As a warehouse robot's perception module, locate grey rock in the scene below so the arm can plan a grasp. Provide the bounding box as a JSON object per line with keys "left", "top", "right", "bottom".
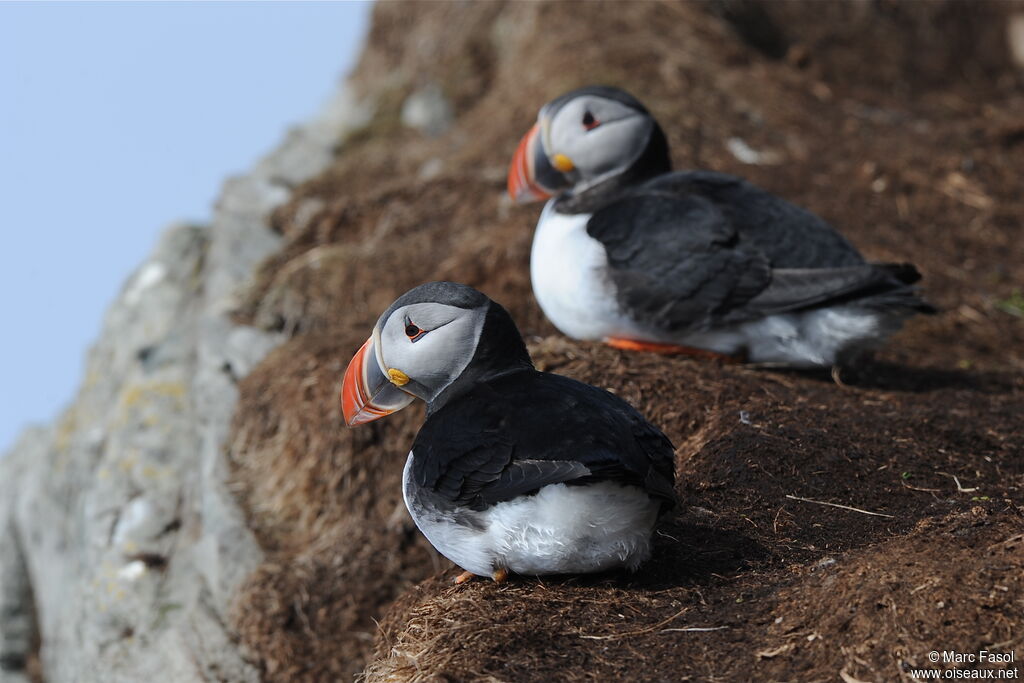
{"left": 256, "top": 86, "right": 372, "bottom": 187}
{"left": 401, "top": 83, "right": 454, "bottom": 136}
{"left": 0, "top": 83, "right": 370, "bottom": 681}
{"left": 1009, "top": 14, "right": 1024, "bottom": 70}
{"left": 418, "top": 157, "right": 444, "bottom": 181}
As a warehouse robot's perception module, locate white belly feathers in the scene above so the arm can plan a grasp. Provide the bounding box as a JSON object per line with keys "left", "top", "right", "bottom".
{"left": 402, "top": 452, "right": 660, "bottom": 577}
{"left": 530, "top": 202, "right": 648, "bottom": 342}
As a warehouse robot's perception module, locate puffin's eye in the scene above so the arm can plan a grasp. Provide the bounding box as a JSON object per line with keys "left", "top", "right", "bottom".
{"left": 582, "top": 111, "right": 600, "bottom": 130}
{"left": 405, "top": 320, "right": 426, "bottom": 342}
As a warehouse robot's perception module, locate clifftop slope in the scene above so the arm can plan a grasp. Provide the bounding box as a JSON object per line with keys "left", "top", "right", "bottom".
{"left": 2, "top": 2, "right": 1022, "bottom": 682}
{"left": 227, "top": 2, "right": 1023, "bottom": 681}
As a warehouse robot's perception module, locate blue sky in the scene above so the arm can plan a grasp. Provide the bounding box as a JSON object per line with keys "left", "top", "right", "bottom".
{"left": 0, "top": 1, "right": 371, "bottom": 453}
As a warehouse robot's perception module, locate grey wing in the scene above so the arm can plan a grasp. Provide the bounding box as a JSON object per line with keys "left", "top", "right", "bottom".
{"left": 725, "top": 264, "right": 936, "bottom": 321}
{"left": 412, "top": 416, "right": 599, "bottom": 512}
{"left": 476, "top": 459, "right": 593, "bottom": 507}
{"left": 586, "top": 193, "right": 773, "bottom": 332}
{"left": 643, "top": 170, "right": 866, "bottom": 268}
{"left": 587, "top": 192, "right": 931, "bottom": 331}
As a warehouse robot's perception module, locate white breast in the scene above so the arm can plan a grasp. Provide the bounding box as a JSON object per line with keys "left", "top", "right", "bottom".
{"left": 530, "top": 202, "right": 648, "bottom": 341}
{"left": 402, "top": 452, "right": 660, "bottom": 577}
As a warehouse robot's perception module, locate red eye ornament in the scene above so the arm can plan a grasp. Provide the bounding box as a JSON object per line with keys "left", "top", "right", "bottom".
{"left": 583, "top": 111, "right": 600, "bottom": 130}
{"left": 405, "top": 321, "right": 426, "bottom": 342}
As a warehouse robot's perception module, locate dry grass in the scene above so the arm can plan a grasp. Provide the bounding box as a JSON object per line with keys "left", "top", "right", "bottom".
{"left": 363, "top": 510, "right": 1023, "bottom": 683}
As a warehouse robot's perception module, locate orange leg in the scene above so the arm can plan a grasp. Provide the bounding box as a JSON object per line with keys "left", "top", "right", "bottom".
{"left": 605, "top": 337, "right": 745, "bottom": 364}
{"left": 453, "top": 570, "right": 476, "bottom": 585}
{"left": 453, "top": 568, "right": 510, "bottom": 585}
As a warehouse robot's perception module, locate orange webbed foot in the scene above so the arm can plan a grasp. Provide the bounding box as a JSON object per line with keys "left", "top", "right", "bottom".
{"left": 453, "top": 570, "right": 476, "bottom": 585}
{"left": 605, "top": 337, "right": 745, "bottom": 364}
{"left": 454, "top": 568, "right": 509, "bottom": 585}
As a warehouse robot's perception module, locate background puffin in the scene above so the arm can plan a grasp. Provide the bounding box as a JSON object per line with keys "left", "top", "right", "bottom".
{"left": 508, "top": 85, "right": 935, "bottom": 368}
{"left": 341, "top": 281, "right": 676, "bottom": 583}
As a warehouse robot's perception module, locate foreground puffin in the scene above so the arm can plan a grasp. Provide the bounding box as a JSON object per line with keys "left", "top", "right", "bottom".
{"left": 341, "top": 282, "right": 676, "bottom": 582}
{"left": 508, "top": 86, "right": 934, "bottom": 367}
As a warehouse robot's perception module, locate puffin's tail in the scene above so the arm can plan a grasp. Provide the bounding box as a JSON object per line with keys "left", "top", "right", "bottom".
{"left": 738, "top": 262, "right": 936, "bottom": 366}
{"left": 856, "top": 262, "right": 937, "bottom": 315}
{"left": 746, "top": 262, "right": 937, "bottom": 317}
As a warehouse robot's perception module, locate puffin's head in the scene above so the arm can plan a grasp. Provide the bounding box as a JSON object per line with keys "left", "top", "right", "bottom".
{"left": 341, "top": 282, "right": 533, "bottom": 426}
{"left": 507, "top": 86, "right": 671, "bottom": 203}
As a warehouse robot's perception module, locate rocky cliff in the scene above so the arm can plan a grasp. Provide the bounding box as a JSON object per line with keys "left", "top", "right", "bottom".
{"left": 3, "top": 2, "right": 1023, "bottom": 682}
{"left": 0, "top": 85, "right": 370, "bottom": 681}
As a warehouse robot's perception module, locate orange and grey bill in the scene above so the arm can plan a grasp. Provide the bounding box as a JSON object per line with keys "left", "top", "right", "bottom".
{"left": 341, "top": 336, "right": 415, "bottom": 426}
{"left": 507, "top": 122, "right": 551, "bottom": 203}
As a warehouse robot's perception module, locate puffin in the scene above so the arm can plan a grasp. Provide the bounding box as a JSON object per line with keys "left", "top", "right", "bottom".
{"left": 508, "top": 85, "right": 934, "bottom": 368}
{"left": 341, "top": 281, "right": 676, "bottom": 583}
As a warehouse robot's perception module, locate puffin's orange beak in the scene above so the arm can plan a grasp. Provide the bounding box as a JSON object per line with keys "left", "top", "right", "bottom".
{"left": 341, "top": 335, "right": 415, "bottom": 426}
{"left": 507, "top": 123, "right": 551, "bottom": 203}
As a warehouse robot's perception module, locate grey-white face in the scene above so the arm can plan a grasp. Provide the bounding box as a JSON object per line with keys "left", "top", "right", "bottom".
{"left": 340, "top": 298, "right": 488, "bottom": 426}
{"left": 343, "top": 282, "right": 525, "bottom": 427}
{"left": 542, "top": 94, "right": 654, "bottom": 192}
{"left": 375, "top": 301, "right": 487, "bottom": 403}
{"left": 509, "top": 91, "right": 656, "bottom": 202}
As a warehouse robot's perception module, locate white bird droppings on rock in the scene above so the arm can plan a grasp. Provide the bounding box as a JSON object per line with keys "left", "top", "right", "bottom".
{"left": 117, "top": 561, "right": 147, "bottom": 582}
{"left": 112, "top": 498, "right": 153, "bottom": 547}
{"left": 124, "top": 262, "right": 168, "bottom": 306}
